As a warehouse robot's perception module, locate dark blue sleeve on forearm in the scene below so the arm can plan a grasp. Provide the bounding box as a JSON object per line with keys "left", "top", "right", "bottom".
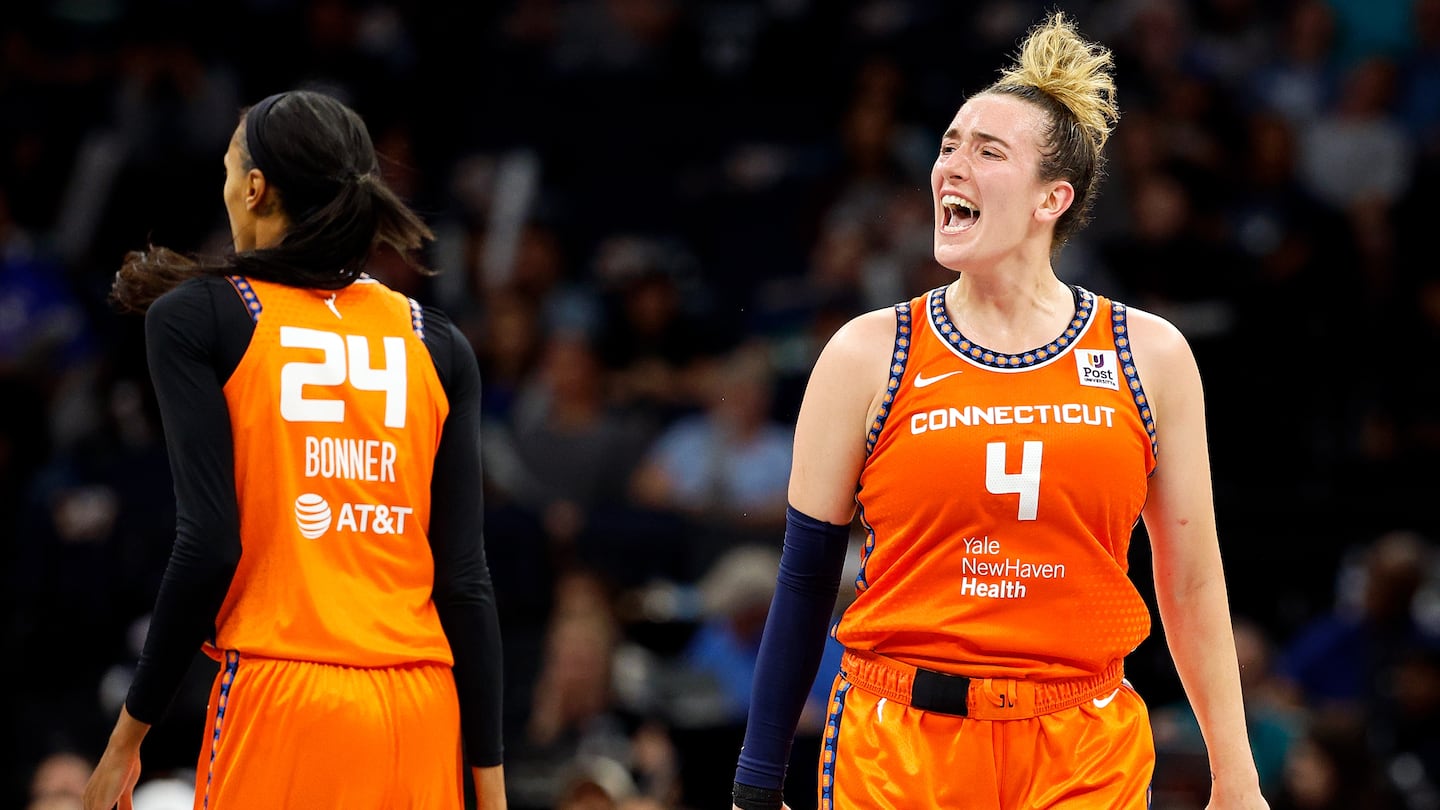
{"left": 734, "top": 505, "right": 851, "bottom": 791}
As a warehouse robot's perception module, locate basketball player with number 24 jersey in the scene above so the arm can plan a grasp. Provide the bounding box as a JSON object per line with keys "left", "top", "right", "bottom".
{"left": 84, "top": 91, "right": 506, "bottom": 810}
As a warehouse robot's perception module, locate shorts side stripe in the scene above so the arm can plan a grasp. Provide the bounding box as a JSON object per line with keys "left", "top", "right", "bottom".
{"left": 202, "top": 650, "right": 242, "bottom": 809}
{"left": 818, "top": 679, "right": 851, "bottom": 810}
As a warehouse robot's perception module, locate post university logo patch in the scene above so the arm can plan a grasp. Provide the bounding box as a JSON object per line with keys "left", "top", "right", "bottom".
{"left": 1074, "top": 349, "right": 1119, "bottom": 390}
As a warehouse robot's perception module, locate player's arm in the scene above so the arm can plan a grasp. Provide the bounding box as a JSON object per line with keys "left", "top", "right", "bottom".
{"left": 731, "top": 307, "right": 896, "bottom": 810}
{"left": 1129, "top": 309, "right": 1266, "bottom": 809}
{"left": 87, "top": 278, "right": 246, "bottom": 809}
{"left": 423, "top": 309, "right": 506, "bottom": 808}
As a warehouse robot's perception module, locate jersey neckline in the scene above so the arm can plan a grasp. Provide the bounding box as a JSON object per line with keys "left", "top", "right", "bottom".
{"left": 925, "top": 284, "right": 1096, "bottom": 370}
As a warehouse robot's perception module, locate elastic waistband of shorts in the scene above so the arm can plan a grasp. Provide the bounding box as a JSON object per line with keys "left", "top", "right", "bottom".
{"left": 839, "top": 649, "right": 1124, "bottom": 720}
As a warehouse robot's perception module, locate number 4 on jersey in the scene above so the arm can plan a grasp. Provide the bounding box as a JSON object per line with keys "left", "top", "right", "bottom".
{"left": 986, "top": 441, "right": 1042, "bottom": 520}
{"left": 279, "top": 326, "right": 408, "bottom": 428}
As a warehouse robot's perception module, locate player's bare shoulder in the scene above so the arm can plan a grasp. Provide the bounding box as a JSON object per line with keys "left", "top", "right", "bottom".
{"left": 823, "top": 306, "right": 899, "bottom": 367}
{"left": 803, "top": 305, "right": 902, "bottom": 428}
{"left": 1119, "top": 305, "right": 1204, "bottom": 430}
{"left": 817, "top": 305, "right": 898, "bottom": 384}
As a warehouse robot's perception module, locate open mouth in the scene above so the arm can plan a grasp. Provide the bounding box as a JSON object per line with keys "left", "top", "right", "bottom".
{"left": 941, "top": 194, "right": 980, "bottom": 234}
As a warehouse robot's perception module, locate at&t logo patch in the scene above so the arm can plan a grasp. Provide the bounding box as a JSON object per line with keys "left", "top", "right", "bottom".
{"left": 1074, "top": 349, "right": 1119, "bottom": 390}
{"left": 292, "top": 493, "right": 414, "bottom": 538}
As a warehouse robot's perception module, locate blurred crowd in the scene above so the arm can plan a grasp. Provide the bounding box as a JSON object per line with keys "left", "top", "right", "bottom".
{"left": 3, "top": 0, "right": 1440, "bottom": 808}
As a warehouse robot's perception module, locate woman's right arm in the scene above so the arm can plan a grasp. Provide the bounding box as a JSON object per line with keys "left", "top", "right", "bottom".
{"left": 731, "top": 307, "right": 897, "bottom": 810}
{"left": 786, "top": 308, "right": 899, "bottom": 523}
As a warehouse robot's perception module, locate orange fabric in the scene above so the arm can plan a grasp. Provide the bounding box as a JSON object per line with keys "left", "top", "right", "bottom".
{"left": 839, "top": 650, "right": 1123, "bottom": 721}
{"left": 819, "top": 674, "right": 1154, "bottom": 809}
{"left": 837, "top": 287, "right": 1157, "bottom": 681}
{"left": 216, "top": 277, "right": 451, "bottom": 668}
{"left": 193, "top": 652, "right": 464, "bottom": 809}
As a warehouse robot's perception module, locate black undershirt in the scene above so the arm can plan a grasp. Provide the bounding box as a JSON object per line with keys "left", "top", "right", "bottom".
{"left": 125, "top": 275, "right": 503, "bottom": 766}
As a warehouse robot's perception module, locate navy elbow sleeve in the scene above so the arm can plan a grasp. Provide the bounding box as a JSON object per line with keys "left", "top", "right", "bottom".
{"left": 734, "top": 505, "right": 850, "bottom": 793}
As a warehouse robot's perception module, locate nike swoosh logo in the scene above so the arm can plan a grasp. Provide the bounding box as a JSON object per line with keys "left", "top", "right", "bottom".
{"left": 1092, "top": 688, "right": 1120, "bottom": 709}
{"left": 914, "top": 370, "right": 962, "bottom": 388}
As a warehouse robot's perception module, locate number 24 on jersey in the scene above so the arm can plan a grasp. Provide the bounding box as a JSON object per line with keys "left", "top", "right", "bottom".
{"left": 278, "top": 326, "right": 408, "bottom": 429}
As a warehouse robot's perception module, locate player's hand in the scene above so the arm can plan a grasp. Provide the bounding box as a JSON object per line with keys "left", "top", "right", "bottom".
{"left": 84, "top": 706, "right": 149, "bottom": 810}
{"left": 82, "top": 746, "right": 141, "bottom": 810}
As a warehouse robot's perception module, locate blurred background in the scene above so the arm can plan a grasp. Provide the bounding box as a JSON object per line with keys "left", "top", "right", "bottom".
{"left": 3, "top": 0, "right": 1440, "bottom": 808}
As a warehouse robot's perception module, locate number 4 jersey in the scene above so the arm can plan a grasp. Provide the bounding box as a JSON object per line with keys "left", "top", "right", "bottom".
{"left": 215, "top": 275, "right": 452, "bottom": 668}
{"left": 835, "top": 286, "right": 1158, "bottom": 681}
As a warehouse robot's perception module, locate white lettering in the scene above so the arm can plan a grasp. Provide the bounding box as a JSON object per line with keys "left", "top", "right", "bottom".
{"left": 337, "top": 502, "right": 358, "bottom": 532}
{"left": 961, "top": 557, "right": 1067, "bottom": 579}
{"left": 959, "top": 577, "right": 1027, "bottom": 599}
{"left": 390, "top": 506, "right": 412, "bottom": 534}
{"left": 302, "top": 436, "right": 398, "bottom": 482}
{"left": 908, "top": 403, "right": 1120, "bottom": 435}
{"left": 929, "top": 409, "right": 948, "bottom": 432}
{"left": 330, "top": 501, "right": 414, "bottom": 535}
{"left": 964, "top": 536, "right": 1000, "bottom": 555}
{"left": 381, "top": 442, "right": 397, "bottom": 481}
{"left": 351, "top": 503, "right": 376, "bottom": 532}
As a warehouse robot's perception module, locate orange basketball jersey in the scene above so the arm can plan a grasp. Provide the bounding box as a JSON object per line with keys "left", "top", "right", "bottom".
{"left": 834, "top": 286, "right": 1158, "bottom": 681}
{"left": 213, "top": 276, "right": 452, "bottom": 668}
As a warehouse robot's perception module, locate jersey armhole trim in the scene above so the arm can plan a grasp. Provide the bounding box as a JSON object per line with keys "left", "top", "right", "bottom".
{"left": 408, "top": 297, "right": 426, "bottom": 339}
{"left": 226, "top": 275, "right": 263, "bottom": 322}
{"left": 865, "top": 302, "right": 913, "bottom": 456}
{"left": 1112, "top": 301, "right": 1158, "bottom": 460}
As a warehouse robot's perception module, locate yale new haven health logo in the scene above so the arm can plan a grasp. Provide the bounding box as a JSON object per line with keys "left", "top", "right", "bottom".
{"left": 1074, "top": 349, "right": 1119, "bottom": 391}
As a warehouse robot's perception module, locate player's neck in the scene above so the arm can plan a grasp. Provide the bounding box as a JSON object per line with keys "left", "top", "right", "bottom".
{"left": 944, "top": 273, "right": 1074, "bottom": 353}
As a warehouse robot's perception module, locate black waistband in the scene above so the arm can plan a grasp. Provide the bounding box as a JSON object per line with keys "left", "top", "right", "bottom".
{"left": 910, "top": 667, "right": 973, "bottom": 716}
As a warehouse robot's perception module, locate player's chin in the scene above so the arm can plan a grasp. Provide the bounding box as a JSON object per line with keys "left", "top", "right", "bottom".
{"left": 933, "top": 240, "right": 971, "bottom": 272}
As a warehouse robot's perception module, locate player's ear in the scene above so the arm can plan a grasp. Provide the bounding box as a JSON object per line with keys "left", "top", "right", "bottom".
{"left": 246, "top": 168, "right": 275, "bottom": 214}
{"left": 1035, "top": 180, "right": 1074, "bottom": 224}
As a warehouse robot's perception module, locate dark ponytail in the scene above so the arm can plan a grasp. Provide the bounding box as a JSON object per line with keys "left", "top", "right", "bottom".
{"left": 110, "top": 90, "right": 435, "bottom": 313}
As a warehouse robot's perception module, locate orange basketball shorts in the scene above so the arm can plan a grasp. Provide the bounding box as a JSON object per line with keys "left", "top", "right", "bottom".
{"left": 192, "top": 651, "right": 464, "bottom": 809}
{"left": 817, "top": 673, "right": 1154, "bottom": 809}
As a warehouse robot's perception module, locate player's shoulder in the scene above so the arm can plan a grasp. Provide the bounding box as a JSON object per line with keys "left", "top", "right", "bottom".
{"left": 806, "top": 304, "right": 904, "bottom": 395}
{"left": 824, "top": 305, "right": 901, "bottom": 361}
{"left": 146, "top": 275, "right": 241, "bottom": 334}
{"left": 1113, "top": 303, "right": 1192, "bottom": 364}
{"left": 149, "top": 273, "right": 227, "bottom": 311}
{"left": 1108, "top": 302, "right": 1202, "bottom": 407}
{"left": 416, "top": 301, "right": 459, "bottom": 336}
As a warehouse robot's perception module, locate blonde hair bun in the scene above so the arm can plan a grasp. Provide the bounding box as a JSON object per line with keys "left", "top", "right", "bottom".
{"left": 994, "top": 10, "right": 1119, "bottom": 151}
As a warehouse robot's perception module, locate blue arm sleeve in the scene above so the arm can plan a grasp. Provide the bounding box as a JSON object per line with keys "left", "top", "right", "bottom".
{"left": 734, "top": 505, "right": 851, "bottom": 793}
